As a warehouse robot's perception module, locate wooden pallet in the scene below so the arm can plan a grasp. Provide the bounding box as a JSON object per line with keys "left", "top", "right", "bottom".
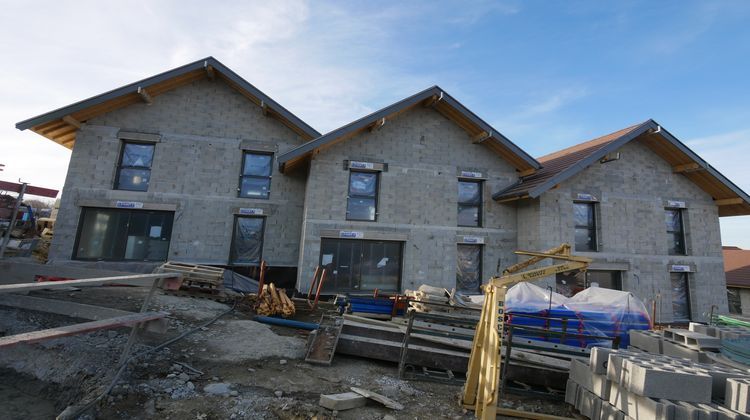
{"left": 157, "top": 262, "right": 224, "bottom": 287}
{"left": 305, "top": 315, "right": 344, "bottom": 365}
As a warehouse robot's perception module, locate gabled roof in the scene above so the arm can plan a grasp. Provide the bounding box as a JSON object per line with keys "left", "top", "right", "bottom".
{"left": 724, "top": 246, "right": 750, "bottom": 288}
{"left": 277, "top": 86, "right": 541, "bottom": 174}
{"left": 16, "top": 57, "right": 320, "bottom": 148}
{"left": 493, "top": 119, "right": 750, "bottom": 217}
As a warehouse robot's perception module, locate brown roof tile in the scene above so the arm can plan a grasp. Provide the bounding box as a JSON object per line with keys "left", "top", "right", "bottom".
{"left": 724, "top": 247, "right": 750, "bottom": 288}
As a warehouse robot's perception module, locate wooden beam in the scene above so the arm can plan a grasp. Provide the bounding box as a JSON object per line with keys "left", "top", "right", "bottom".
{"left": 62, "top": 115, "right": 81, "bottom": 129}
{"left": 673, "top": 162, "right": 702, "bottom": 173}
{"left": 137, "top": 86, "right": 153, "bottom": 104}
{"left": 260, "top": 100, "right": 269, "bottom": 116}
{"left": 0, "top": 311, "right": 168, "bottom": 348}
{"left": 368, "top": 117, "right": 386, "bottom": 132}
{"left": 0, "top": 273, "right": 181, "bottom": 294}
{"left": 423, "top": 93, "right": 441, "bottom": 108}
{"left": 205, "top": 63, "right": 215, "bottom": 80}
{"left": 471, "top": 131, "right": 490, "bottom": 143}
{"left": 518, "top": 168, "right": 536, "bottom": 177}
{"left": 715, "top": 197, "right": 744, "bottom": 206}
{"left": 495, "top": 195, "right": 529, "bottom": 203}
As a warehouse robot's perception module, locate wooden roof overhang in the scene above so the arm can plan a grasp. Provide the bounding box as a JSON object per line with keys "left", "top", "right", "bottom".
{"left": 277, "top": 86, "right": 541, "bottom": 175}
{"left": 16, "top": 57, "right": 320, "bottom": 149}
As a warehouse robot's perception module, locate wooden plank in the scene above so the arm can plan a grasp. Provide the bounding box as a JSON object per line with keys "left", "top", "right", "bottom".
{"left": 673, "top": 162, "right": 702, "bottom": 173}
{"left": 0, "top": 273, "right": 180, "bottom": 294}
{"left": 62, "top": 115, "right": 81, "bottom": 129}
{"left": 350, "top": 387, "right": 403, "bottom": 410}
{"left": 0, "top": 311, "right": 168, "bottom": 348}
{"left": 715, "top": 197, "right": 743, "bottom": 206}
{"left": 0, "top": 294, "right": 132, "bottom": 320}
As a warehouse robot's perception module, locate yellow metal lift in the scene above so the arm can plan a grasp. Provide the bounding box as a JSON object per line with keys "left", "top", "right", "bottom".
{"left": 462, "top": 243, "right": 591, "bottom": 419}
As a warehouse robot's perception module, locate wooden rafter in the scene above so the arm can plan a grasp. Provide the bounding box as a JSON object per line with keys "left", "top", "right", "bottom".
{"left": 205, "top": 63, "right": 215, "bottom": 80}
{"left": 62, "top": 115, "right": 81, "bottom": 129}
{"left": 673, "top": 162, "right": 702, "bottom": 173}
{"left": 137, "top": 86, "right": 153, "bottom": 104}
{"left": 715, "top": 197, "right": 743, "bottom": 206}
{"left": 471, "top": 131, "right": 490, "bottom": 143}
{"left": 368, "top": 118, "right": 386, "bottom": 132}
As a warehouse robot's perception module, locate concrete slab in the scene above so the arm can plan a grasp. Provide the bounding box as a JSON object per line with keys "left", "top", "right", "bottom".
{"left": 319, "top": 392, "right": 367, "bottom": 411}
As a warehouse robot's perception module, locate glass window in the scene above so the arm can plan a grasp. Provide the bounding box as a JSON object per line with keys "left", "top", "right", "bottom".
{"left": 74, "top": 208, "right": 173, "bottom": 261}
{"left": 670, "top": 272, "right": 691, "bottom": 322}
{"left": 239, "top": 152, "right": 273, "bottom": 199}
{"left": 347, "top": 171, "right": 378, "bottom": 221}
{"left": 319, "top": 238, "right": 401, "bottom": 292}
{"left": 728, "top": 288, "right": 742, "bottom": 314}
{"left": 230, "top": 216, "right": 265, "bottom": 265}
{"left": 115, "top": 142, "right": 154, "bottom": 191}
{"left": 556, "top": 270, "right": 621, "bottom": 297}
{"left": 458, "top": 180, "right": 482, "bottom": 227}
{"left": 665, "top": 209, "right": 686, "bottom": 255}
{"left": 457, "top": 244, "right": 482, "bottom": 293}
{"left": 574, "top": 202, "right": 597, "bottom": 251}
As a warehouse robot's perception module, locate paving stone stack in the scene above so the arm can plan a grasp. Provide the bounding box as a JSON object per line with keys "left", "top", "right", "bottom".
{"left": 565, "top": 347, "right": 750, "bottom": 419}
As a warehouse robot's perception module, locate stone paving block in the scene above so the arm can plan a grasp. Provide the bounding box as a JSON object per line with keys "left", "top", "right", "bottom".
{"left": 319, "top": 392, "right": 368, "bottom": 410}
{"left": 630, "top": 330, "right": 664, "bottom": 354}
{"left": 726, "top": 378, "right": 750, "bottom": 414}
{"left": 620, "top": 359, "right": 712, "bottom": 403}
{"left": 662, "top": 340, "right": 715, "bottom": 364}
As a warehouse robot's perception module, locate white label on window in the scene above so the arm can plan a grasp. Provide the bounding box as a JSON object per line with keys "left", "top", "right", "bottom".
{"left": 667, "top": 200, "right": 686, "bottom": 208}
{"left": 462, "top": 236, "right": 485, "bottom": 244}
{"left": 460, "top": 171, "right": 483, "bottom": 178}
{"left": 339, "top": 230, "right": 364, "bottom": 239}
{"left": 239, "top": 208, "right": 263, "bottom": 215}
{"left": 377, "top": 257, "right": 389, "bottom": 268}
{"left": 576, "top": 193, "right": 597, "bottom": 202}
{"left": 322, "top": 254, "right": 333, "bottom": 265}
{"left": 149, "top": 226, "right": 162, "bottom": 238}
{"left": 116, "top": 201, "right": 144, "bottom": 209}
{"left": 350, "top": 161, "right": 375, "bottom": 170}
{"left": 670, "top": 264, "right": 691, "bottom": 272}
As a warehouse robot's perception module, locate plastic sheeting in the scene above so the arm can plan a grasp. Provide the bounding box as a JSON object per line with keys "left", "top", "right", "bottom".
{"left": 670, "top": 272, "right": 690, "bottom": 322}
{"left": 505, "top": 282, "right": 651, "bottom": 348}
{"left": 456, "top": 244, "right": 481, "bottom": 293}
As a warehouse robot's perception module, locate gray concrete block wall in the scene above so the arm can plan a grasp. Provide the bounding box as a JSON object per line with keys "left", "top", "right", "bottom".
{"left": 518, "top": 139, "right": 728, "bottom": 323}
{"left": 297, "top": 106, "right": 520, "bottom": 292}
{"left": 49, "top": 78, "right": 306, "bottom": 269}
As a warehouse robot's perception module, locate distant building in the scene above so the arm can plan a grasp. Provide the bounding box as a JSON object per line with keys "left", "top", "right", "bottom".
{"left": 17, "top": 58, "right": 750, "bottom": 323}
{"left": 723, "top": 246, "right": 750, "bottom": 316}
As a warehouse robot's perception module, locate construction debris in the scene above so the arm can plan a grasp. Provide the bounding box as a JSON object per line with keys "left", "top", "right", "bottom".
{"left": 350, "top": 386, "right": 404, "bottom": 410}
{"left": 318, "top": 391, "right": 367, "bottom": 410}
{"left": 305, "top": 315, "right": 343, "bottom": 365}
{"left": 157, "top": 262, "right": 224, "bottom": 293}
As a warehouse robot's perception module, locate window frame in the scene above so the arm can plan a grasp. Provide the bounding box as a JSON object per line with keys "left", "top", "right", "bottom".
{"left": 72, "top": 207, "right": 174, "bottom": 261}
{"left": 346, "top": 170, "right": 379, "bottom": 222}
{"left": 114, "top": 140, "right": 155, "bottom": 191}
{"left": 665, "top": 208, "right": 687, "bottom": 255}
{"left": 318, "top": 238, "right": 403, "bottom": 292}
{"left": 573, "top": 201, "right": 598, "bottom": 252}
{"left": 457, "top": 179, "right": 483, "bottom": 228}
{"left": 238, "top": 151, "right": 274, "bottom": 199}
{"left": 556, "top": 269, "right": 622, "bottom": 297}
{"left": 228, "top": 215, "right": 266, "bottom": 266}
{"left": 670, "top": 271, "right": 692, "bottom": 322}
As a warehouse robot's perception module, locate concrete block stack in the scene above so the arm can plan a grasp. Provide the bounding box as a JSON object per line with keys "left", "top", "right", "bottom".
{"left": 629, "top": 327, "right": 723, "bottom": 363}
{"left": 689, "top": 322, "right": 750, "bottom": 341}
{"left": 565, "top": 347, "right": 750, "bottom": 419}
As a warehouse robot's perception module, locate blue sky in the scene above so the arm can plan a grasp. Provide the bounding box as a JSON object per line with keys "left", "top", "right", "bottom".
{"left": 1, "top": 0, "right": 749, "bottom": 245}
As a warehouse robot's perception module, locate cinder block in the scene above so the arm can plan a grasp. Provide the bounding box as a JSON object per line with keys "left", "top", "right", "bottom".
{"left": 599, "top": 400, "right": 625, "bottom": 420}
{"left": 662, "top": 340, "right": 715, "bottom": 364}
{"left": 630, "top": 330, "right": 664, "bottom": 354}
{"left": 620, "top": 359, "right": 712, "bottom": 403}
{"left": 577, "top": 387, "right": 602, "bottom": 420}
{"left": 665, "top": 328, "right": 722, "bottom": 350}
{"left": 689, "top": 323, "right": 718, "bottom": 338}
{"left": 319, "top": 392, "right": 368, "bottom": 410}
{"left": 570, "top": 359, "right": 612, "bottom": 399}
{"left": 591, "top": 347, "right": 615, "bottom": 374}
{"left": 672, "top": 400, "right": 750, "bottom": 420}
{"left": 565, "top": 378, "right": 579, "bottom": 406}
{"left": 726, "top": 378, "right": 750, "bottom": 414}
{"left": 608, "top": 383, "right": 675, "bottom": 420}
{"left": 693, "top": 366, "right": 749, "bottom": 400}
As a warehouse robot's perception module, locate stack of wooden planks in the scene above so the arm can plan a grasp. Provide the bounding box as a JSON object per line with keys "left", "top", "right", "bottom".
{"left": 157, "top": 262, "right": 224, "bottom": 293}
{"left": 256, "top": 283, "right": 295, "bottom": 318}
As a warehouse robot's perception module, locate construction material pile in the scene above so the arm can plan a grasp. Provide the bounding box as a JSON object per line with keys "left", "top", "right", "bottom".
{"left": 505, "top": 283, "right": 651, "bottom": 348}
{"left": 404, "top": 284, "right": 480, "bottom": 317}
{"left": 255, "top": 283, "right": 295, "bottom": 318}
{"left": 566, "top": 347, "right": 750, "bottom": 419}
{"left": 630, "top": 322, "right": 750, "bottom": 365}
{"left": 156, "top": 262, "right": 224, "bottom": 293}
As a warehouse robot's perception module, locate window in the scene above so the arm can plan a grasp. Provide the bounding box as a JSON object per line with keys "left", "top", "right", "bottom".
{"left": 573, "top": 202, "right": 597, "bottom": 251}
{"left": 319, "top": 238, "right": 402, "bottom": 292}
{"left": 665, "top": 209, "right": 686, "bottom": 255}
{"left": 556, "top": 270, "right": 622, "bottom": 297}
{"left": 728, "top": 287, "right": 742, "bottom": 314}
{"left": 230, "top": 216, "right": 265, "bottom": 265}
{"left": 239, "top": 152, "right": 273, "bottom": 199}
{"left": 670, "top": 272, "right": 691, "bottom": 322}
{"left": 115, "top": 142, "right": 154, "bottom": 191}
{"left": 458, "top": 180, "right": 482, "bottom": 227}
{"left": 457, "top": 244, "right": 482, "bottom": 293}
{"left": 74, "top": 208, "right": 173, "bottom": 261}
{"left": 346, "top": 171, "right": 378, "bottom": 221}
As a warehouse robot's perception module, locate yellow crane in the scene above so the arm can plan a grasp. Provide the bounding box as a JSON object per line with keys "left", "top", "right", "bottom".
{"left": 461, "top": 243, "right": 591, "bottom": 419}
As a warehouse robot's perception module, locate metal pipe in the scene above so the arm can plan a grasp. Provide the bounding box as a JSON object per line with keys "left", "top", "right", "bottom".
{"left": 253, "top": 315, "right": 318, "bottom": 330}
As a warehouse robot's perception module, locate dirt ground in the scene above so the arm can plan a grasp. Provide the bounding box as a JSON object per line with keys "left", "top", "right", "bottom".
{"left": 0, "top": 286, "right": 572, "bottom": 419}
